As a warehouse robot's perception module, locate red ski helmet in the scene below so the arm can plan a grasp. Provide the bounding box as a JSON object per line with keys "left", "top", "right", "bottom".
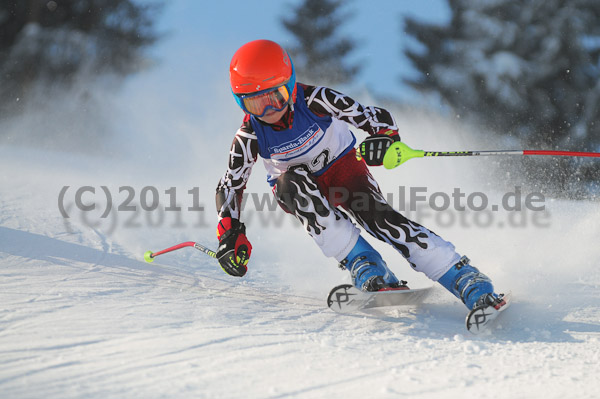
{"left": 230, "top": 40, "right": 297, "bottom": 115}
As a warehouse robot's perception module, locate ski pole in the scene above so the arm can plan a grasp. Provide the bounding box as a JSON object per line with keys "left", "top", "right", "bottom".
{"left": 144, "top": 241, "right": 217, "bottom": 263}
{"left": 384, "top": 142, "right": 600, "bottom": 169}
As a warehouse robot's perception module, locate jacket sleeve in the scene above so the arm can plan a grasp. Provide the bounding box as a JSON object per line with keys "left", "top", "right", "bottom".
{"left": 302, "top": 84, "right": 398, "bottom": 135}
{"left": 215, "top": 116, "right": 259, "bottom": 220}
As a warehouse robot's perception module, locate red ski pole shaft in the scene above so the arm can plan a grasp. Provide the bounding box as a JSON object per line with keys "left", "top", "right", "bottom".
{"left": 144, "top": 241, "right": 217, "bottom": 263}
{"left": 522, "top": 150, "right": 600, "bottom": 158}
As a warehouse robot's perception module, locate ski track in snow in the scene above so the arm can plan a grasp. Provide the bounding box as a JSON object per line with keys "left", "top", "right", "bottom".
{"left": 1, "top": 138, "right": 600, "bottom": 399}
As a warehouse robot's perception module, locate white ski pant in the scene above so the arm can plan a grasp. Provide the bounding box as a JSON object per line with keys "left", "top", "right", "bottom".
{"left": 273, "top": 156, "right": 462, "bottom": 281}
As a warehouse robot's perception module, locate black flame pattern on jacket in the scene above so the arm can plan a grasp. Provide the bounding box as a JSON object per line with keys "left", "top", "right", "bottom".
{"left": 304, "top": 86, "right": 398, "bottom": 135}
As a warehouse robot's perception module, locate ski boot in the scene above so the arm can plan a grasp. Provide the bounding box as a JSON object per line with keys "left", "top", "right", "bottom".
{"left": 339, "top": 236, "right": 407, "bottom": 292}
{"left": 438, "top": 256, "right": 501, "bottom": 309}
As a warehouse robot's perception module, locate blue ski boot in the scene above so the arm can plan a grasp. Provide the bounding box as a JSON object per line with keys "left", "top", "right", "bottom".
{"left": 339, "top": 236, "right": 406, "bottom": 292}
{"left": 438, "top": 256, "right": 500, "bottom": 309}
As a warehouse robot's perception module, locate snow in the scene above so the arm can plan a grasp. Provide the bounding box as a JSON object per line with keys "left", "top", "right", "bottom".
{"left": 1, "top": 106, "right": 600, "bottom": 399}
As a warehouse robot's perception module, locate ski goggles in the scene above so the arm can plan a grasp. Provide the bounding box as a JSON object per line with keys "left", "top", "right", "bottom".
{"left": 234, "top": 85, "right": 290, "bottom": 117}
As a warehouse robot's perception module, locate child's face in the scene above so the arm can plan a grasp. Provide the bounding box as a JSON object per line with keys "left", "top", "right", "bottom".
{"left": 257, "top": 105, "right": 289, "bottom": 124}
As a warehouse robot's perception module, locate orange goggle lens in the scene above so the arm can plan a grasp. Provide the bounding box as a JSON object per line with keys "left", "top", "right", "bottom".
{"left": 241, "top": 86, "right": 290, "bottom": 117}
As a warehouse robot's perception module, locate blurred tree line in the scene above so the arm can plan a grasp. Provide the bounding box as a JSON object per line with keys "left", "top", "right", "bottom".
{"left": 404, "top": 0, "right": 600, "bottom": 197}
{"left": 283, "top": 0, "right": 600, "bottom": 198}
{"left": 281, "top": 0, "right": 360, "bottom": 86}
{"left": 1, "top": 0, "right": 597, "bottom": 195}
{"left": 0, "top": 0, "right": 161, "bottom": 118}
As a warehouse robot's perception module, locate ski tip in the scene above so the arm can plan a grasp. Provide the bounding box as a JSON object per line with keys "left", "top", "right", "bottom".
{"left": 143, "top": 250, "right": 155, "bottom": 263}
{"left": 326, "top": 284, "right": 358, "bottom": 310}
{"left": 466, "top": 293, "right": 512, "bottom": 335}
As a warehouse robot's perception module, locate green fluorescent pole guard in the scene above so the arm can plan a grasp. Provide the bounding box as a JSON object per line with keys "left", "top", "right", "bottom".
{"left": 382, "top": 142, "right": 425, "bottom": 169}
{"left": 144, "top": 250, "right": 154, "bottom": 263}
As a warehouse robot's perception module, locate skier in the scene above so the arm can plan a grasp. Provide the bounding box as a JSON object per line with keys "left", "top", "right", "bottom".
{"left": 215, "top": 39, "right": 502, "bottom": 312}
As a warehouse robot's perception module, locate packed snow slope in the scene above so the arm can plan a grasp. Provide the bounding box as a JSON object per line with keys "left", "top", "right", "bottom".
{"left": 1, "top": 107, "right": 600, "bottom": 399}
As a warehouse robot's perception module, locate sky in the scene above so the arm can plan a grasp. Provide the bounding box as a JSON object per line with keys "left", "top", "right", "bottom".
{"left": 149, "top": 0, "right": 450, "bottom": 102}
{"left": 113, "top": 0, "right": 451, "bottom": 173}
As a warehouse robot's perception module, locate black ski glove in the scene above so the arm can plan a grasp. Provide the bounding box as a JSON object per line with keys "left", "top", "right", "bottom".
{"left": 358, "top": 129, "right": 401, "bottom": 166}
{"left": 216, "top": 217, "right": 252, "bottom": 277}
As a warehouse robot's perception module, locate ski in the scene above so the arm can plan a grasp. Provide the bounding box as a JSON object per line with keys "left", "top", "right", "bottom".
{"left": 327, "top": 284, "right": 432, "bottom": 313}
{"left": 465, "top": 293, "right": 512, "bottom": 335}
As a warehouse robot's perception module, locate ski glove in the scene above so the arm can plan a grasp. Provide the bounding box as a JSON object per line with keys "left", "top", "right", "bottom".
{"left": 216, "top": 217, "right": 252, "bottom": 277}
{"left": 357, "top": 129, "right": 401, "bottom": 167}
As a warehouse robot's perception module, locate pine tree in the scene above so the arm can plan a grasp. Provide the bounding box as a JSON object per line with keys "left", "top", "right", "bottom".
{"left": 0, "top": 0, "right": 162, "bottom": 116}
{"left": 404, "top": 0, "right": 600, "bottom": 150}
{"left": 404, "top": 0, "right": 600, "bottom": 197}
{"left": 281, "top": 0, "right": 360, "bottom": 85}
